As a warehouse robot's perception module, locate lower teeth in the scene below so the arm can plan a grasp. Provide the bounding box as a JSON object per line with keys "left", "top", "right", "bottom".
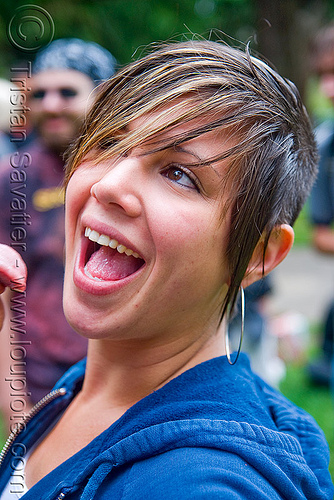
{"left": 84, "top": 264, "right": 102, "bottom": 281}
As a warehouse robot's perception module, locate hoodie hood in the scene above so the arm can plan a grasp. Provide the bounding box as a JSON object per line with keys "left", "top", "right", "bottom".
{"left": 0, "top": 355, "right": 332, "bottom": 499}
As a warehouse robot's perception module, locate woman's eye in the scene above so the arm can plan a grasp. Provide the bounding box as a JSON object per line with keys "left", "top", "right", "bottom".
{"left": 97, "top": 135, "right": 129, "bottom": 157}
{"left": 162, "top": 166, "right": 198, "bottom": 190}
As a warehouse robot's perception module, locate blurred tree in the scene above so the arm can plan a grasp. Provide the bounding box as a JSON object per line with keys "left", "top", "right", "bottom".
{"left": 253, "top": 0, "right": 332, "bottom": 99}
{"left": 0, "top": 0, "right": 333, "bottom": 98}
{"left": 0, "top": 0, "right": 257, "bottom": 72}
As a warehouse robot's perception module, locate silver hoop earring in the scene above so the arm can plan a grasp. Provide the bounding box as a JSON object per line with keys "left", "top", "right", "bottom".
{"left": 225, "top": 286, "right": 245, "bottom": 365}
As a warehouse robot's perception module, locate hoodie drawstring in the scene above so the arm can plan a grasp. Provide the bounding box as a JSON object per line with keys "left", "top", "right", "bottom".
{"left": 80, "top": 462, "right": 113, "bottom": 500}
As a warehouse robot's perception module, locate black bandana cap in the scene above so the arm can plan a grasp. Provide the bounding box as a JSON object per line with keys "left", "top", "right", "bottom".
{"left": 33, "top": 38, "right": 117, "bottom": 85}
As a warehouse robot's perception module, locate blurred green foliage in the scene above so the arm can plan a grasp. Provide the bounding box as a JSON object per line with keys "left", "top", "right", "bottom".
{"left": 306, "top": 77, "right": 334, "bottom": 124}
{"left": 293, "top": 204, "right": 313, "bottom": 246}
{"left": 280, "top": 359, "right": 334, "bottom": 481}
{"left": 0, "top": 0, "right": 333, "bottom": 110}
{"left": 0, "top": 0, "right": 257, "bottom": 74}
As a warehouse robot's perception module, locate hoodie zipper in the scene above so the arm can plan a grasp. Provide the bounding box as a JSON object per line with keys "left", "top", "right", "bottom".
{"left": 0, "top": 387, "right": 67, "bottom": 468}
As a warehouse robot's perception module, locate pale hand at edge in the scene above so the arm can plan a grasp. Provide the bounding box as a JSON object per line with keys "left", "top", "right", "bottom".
{"left": 0, "top": 244, "right": 27, "bottom": 330}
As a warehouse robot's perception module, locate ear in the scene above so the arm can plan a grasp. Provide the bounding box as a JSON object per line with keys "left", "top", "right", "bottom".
{"left": 242, "top": 224, "right": 294, "bottom": 288}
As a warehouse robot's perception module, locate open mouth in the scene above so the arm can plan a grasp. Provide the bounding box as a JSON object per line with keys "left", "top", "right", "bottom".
{"left": 83, "top": 227, "right": 145, "bottom": 281}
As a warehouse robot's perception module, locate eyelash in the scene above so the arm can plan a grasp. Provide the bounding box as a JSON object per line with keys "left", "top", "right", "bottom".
{"left": 97, "top": 137, "right": 119, "bottom": 150}
{"left": 162, "top": 164, "right": 201, "bottom": 192}
{"left": 97, "top": 138, "right": 130, "bottom": 158}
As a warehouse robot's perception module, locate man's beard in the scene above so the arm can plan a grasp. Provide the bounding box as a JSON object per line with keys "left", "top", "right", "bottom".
{"left": 35, "top": 114, "right": 82, "bottom": 155}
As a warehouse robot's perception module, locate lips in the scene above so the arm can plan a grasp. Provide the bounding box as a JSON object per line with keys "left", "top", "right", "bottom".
{"left": 73, "top": 225, "right": 145, "bottom": 294}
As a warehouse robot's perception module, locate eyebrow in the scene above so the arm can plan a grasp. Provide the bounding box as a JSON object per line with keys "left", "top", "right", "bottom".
{"left": 174, "top": 144, "right": 222, "bottom": 178}
{"left": 121, "top": 127, "right": 212, "bottom": 166}
{"left": 173, "top": 145, "right": 204, "bottom": 163}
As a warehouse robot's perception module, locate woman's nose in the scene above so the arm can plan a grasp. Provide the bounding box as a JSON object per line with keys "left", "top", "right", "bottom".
{"left": 90, "top": 159, "right": 143, "bottom": 218}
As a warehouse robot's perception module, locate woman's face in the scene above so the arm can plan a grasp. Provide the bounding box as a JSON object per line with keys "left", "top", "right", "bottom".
{"left": 63, "top": 110, "right": 233, "bottom": 346}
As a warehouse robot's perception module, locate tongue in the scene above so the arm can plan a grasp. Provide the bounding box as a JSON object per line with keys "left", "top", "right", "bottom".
{"left": 85, "top": 246, "right": 142, "bottom": 281}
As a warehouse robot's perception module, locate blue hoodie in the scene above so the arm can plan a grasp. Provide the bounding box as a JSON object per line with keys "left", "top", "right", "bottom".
{"left": 0, "top": 354, "right": 332, "bottom": 499}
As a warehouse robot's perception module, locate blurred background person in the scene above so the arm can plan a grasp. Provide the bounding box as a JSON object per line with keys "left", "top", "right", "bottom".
{"left": 0, "top": 38, "right": 117, "bottom": 430}
{"left": 0, "top": 78, "right": 16, "bottom": 159}
{"left": 306, "top": 23, "right": 334, "bottom": 387}
{"left": 228, "top": 275, "right": 287, "bottom": 388}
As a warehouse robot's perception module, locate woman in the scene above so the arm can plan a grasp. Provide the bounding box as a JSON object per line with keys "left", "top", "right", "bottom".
{"left": 0, "top": 40, "right": 332, "bottom": 499}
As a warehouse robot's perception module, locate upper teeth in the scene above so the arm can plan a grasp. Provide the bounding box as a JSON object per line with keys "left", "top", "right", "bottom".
{"left": 85, "top": 227, "right": 140, "bottom": 258}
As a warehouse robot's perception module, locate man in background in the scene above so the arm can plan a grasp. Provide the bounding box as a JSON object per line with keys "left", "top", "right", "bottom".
{"left": 0, "top": 38, "right": 116, "bottom": 429}
{"left": 307, "top": 24, "right": 334, "bottom": 386}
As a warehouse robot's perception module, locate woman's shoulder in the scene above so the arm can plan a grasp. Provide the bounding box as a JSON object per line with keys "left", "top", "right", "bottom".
{"left": 88, "top": 356, "right": 332, "bottom": 499}
{"left": 94, "top": 437, "right": 332, "bottom": 500}
{"left": 96, "top": 446, "right": 283, "bottom": 499}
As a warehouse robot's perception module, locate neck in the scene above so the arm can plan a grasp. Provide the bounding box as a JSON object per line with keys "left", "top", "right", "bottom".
{"left": 79, "top": 322, "right": 226, "bottom": 411}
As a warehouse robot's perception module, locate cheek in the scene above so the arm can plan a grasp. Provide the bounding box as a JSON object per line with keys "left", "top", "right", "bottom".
{"left": 66, "top": 100, "right": 90, "bottom": 117}
{"left": 65, "top": 174, "right": 90, "bottom": 235}
{"left": 150, "top": 204, "right": 199, "bottom": 248}
{"left": 29, "top": 103, "right": 43, "bottom": 119}
{"left": 150, "top": 202, "right": 228, "bottom": 280}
